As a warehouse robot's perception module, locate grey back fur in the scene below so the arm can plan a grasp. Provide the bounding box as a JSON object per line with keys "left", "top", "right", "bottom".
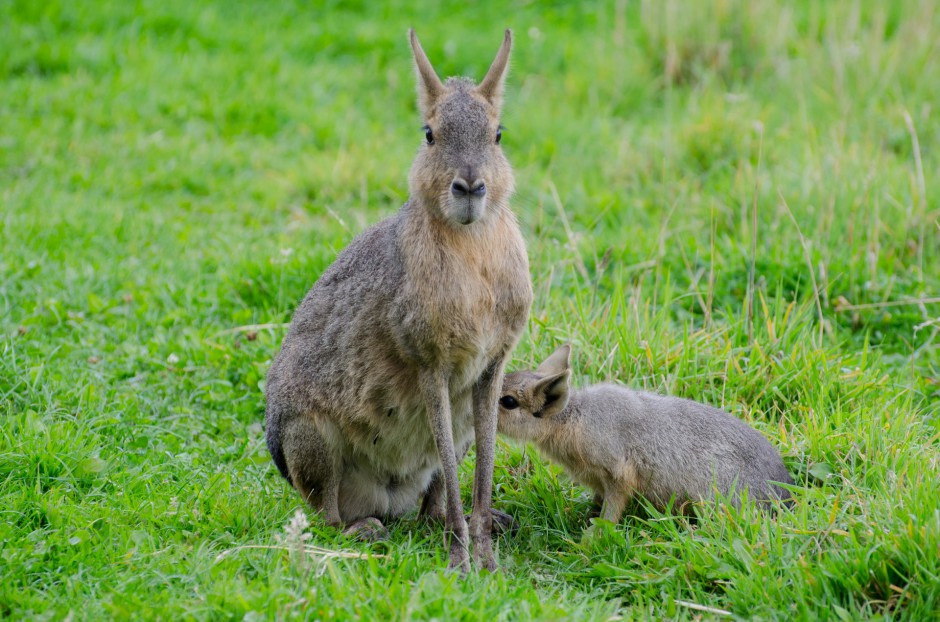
{"left": 265, "top": 29, "right": 532, "bottom": 573}
{"left": 496, "top": 345, "right": 793, "bottom": 522}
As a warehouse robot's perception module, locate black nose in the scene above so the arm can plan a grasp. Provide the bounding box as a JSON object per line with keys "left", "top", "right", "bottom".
{"left": 451, "top": 178, "right": 486, "bottom": 198}
{"left": 451, "top": 179, "right": 469, "bottom": 196}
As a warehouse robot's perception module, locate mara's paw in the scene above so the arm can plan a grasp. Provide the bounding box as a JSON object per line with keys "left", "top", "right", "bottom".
{"left": 489, "top": 508, "right": 517, "bottom": 537}
{"left": 469, "top": 522, "right": 499, "bottom": 573}
{"left": 342, "top": 517, "right": 389, "bottom": 541}
{"left": 473, "top": 545, "right": 499, "bottom": 573}
{"left": 446, "top": 544, "right": 471, "bottom": 576}
{"left": 466, "top": 508, "right": 517, "bottom": 536}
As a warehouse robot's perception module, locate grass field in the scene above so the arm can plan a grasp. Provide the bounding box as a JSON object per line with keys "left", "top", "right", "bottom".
{"left": 2, "top": 0, "right": 939, "bottom": 619}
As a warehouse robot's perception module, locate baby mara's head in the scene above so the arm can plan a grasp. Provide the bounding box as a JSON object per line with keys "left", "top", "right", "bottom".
{"left": 497, "top": 344, "right": 572, "bottom": 441}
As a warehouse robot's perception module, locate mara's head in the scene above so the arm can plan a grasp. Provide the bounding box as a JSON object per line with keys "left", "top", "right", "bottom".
{"left": 497, "top": 344, "right": 572, "bottom": 441}
{"left": 407, "top": 29, "right": 515, "bottom": 227}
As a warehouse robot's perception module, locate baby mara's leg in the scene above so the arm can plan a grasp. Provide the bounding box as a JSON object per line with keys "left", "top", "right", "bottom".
{"left": 598, "top": 460, "right": 640, "bottom": 523}
{"left": 599, "top": 488, "right": 631, "bottom": 523}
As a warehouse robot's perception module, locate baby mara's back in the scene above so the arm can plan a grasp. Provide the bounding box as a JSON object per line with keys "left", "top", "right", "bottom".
{"left": 572, "top": 384, "right": 793, "bottom": 510}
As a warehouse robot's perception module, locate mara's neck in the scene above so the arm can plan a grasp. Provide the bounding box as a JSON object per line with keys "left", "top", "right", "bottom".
{"left": 398, "top": 197, "right": 520, "bottom": 265}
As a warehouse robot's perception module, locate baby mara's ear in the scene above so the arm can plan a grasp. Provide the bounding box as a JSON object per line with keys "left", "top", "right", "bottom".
{"left": 532, "top": 369, "right": 570, "bottom": 418}
{"left": 536, "top": 343, "right": 571, "bottom": 376}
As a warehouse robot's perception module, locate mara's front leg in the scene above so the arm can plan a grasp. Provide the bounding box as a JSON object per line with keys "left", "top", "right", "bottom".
{"left": 420, "top": 439, "right": 472, "bottom": 524}
{"left": 469, "top": 356, "right": 506, "bottom": 572}
{"left": 419, "top": 368, "right": 470, "bottom": 574}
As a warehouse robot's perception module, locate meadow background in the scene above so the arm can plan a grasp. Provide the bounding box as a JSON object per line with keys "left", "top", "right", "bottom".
{"left": 2, "top": 0, "right": 939, "bottom": 619}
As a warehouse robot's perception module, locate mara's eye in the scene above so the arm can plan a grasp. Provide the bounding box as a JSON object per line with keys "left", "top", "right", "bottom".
{"left": 496, "top": 126, "right": 503, "bottom": 144}
{"left": 424, "top": 125, "right": 434, "bottom": 145}
{"left": 499, "top": 395, "right": 519, "bottom": 410}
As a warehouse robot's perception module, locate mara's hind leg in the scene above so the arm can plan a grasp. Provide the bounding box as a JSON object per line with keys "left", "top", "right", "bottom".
{"left": 283, "top": 419, "right": 389, "bottom": 540}
{"left": 419, "top": 471, "right": 446, "bottom": 523}
{"left": 282, "top": 416, "right": 342, "bottom": 526}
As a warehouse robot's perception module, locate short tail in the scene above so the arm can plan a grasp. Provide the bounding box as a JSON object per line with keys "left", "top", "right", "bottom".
{"left": 265, "top": 405, "right": 292, "bottom": 484}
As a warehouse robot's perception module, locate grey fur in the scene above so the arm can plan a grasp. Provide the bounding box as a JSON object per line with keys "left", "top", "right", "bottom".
{"left": 265, "top": 29, "right": 531, "bottom": 574}
{"left": 497, "top": 345, "right": 793, "bottom": 522}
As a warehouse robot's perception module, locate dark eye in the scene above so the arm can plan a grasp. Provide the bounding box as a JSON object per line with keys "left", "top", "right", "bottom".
{"left": 424, "top": 125, "right": 434, "bottom": 145}
{"left": 496, "top": 125, "right": 503, "bottom": 144}
{"left": 499, "top": 395, "right": 519, "bottom": 410}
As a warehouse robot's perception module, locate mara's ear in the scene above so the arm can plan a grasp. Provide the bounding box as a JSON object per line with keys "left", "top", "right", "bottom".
{"left": 476, "top": 29, "right": 512, "bottom": 109}
{"left": 533, "top": 369, "right": 570, "bottom": 418}
{"left": 409, "top": 28, "right": 444, "bottom": 117}
{"left": 536, "top": 343, "right": 571, "bottom": 376}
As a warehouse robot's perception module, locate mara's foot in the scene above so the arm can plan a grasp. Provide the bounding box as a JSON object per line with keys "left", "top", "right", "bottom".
{"left": 446, "top": 541, "right": 472, "bottom": 576}
{"left": 342, "top": 517, "right": 389, "bottom": 541}
{"left": 489, "top": 508, "right": 517, "bottom": 536}
{"left": 471, "top": 536, "right": 498, "bottom": 573}
{"left": 468, "top": 511, "right": 500, "bottom": 573}
{"left": 418, "top": 504, "right": 446, "bottom": 524}
{"left": 464, "top": 508, "right": 517, "bottom": 536}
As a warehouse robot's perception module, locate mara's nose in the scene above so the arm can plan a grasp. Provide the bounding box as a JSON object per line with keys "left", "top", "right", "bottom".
{"left": 451, "top": 176, "right": 486, "bottom": 198}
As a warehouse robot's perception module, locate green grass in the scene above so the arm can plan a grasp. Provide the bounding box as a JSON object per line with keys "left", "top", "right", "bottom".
{"left": 2, "top": 0, "right": 939, "bottom": 619}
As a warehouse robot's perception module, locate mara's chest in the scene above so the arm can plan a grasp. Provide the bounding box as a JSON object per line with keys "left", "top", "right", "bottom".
{"left": 401, "top": 226, "right": 531, "bottom": 361}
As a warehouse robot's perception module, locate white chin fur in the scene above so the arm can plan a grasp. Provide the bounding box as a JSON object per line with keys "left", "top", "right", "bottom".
{"left": 447, "top": 196, "right": 486, "bottom": 225}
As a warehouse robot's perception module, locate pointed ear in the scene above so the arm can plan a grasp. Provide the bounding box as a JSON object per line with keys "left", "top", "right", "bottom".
{"left": 533, "top": 370, "right": 570, "bottom": 418}
{"left": 536, "top": 343, "right": 571, "bottom": 376}
{"left": 409, "top": 28, "right": 444, "bottom": 117}
{"left": 476, "top": 29, "right": 512, "bottom": 109}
